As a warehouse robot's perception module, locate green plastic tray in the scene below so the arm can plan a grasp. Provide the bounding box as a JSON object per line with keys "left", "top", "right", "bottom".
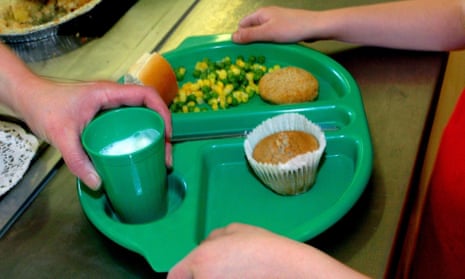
{"left": 77, "top": 34, "right": 373, "bottom": 273}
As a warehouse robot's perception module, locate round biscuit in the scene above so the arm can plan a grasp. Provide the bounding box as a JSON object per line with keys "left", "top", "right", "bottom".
{"left": 259, "top": 66, "right": 318, "bottom": 104}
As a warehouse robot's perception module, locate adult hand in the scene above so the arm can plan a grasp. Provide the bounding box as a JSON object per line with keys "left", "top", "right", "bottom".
{"left": 16, "top": 78, "right": 172, "bottom": 190}
{"left": 232, "top": 6, "right": 319, "bottom": 44}
{"left": 168, "top": 223, "right": 368, "bottom": 279}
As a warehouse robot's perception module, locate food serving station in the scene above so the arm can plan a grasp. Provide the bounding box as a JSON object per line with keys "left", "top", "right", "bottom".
{"left": 0, "top": 0, "right": 446, "bottom": 278}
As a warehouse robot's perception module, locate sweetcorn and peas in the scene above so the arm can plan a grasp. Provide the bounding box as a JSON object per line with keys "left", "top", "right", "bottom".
{"left": 170, "top": 55, "right": 280, "bottom": 113}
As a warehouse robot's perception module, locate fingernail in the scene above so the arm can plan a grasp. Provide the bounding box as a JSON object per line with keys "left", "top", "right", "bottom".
{"left": 86, "top": 172, "right": 102, "bottom": 191}
{"left": 167, "top": 155, "right": 173, "bottom": 169}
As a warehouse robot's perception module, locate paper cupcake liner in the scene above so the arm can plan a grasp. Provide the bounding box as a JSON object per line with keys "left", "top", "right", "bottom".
{"left": 244, "top": 113, "right": 326, "bottom": 195}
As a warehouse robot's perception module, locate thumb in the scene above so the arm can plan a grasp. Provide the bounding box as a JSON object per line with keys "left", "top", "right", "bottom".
{"left": 53, "top": 131, "right": 101, "bottom": 190}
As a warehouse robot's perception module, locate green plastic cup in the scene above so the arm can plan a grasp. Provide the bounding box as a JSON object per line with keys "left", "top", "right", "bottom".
{"left": 81, "top": 107, "right": 167, "bottom": 224}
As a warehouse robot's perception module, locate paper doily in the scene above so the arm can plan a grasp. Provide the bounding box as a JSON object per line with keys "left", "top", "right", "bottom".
{"left": 0, "top": 120, "right": 39, "bottom": 197}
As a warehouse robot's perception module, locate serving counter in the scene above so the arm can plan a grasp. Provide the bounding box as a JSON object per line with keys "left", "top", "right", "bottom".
{"left": 0, "top": 0, "right": 446, "bottom": 278}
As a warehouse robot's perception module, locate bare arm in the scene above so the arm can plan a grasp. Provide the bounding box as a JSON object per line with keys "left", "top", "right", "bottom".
{"left": 233, "top": 0, "right": 465, "bottom": 51}
{"left": 0, "top": 43, "right": 37, "bottom": 110}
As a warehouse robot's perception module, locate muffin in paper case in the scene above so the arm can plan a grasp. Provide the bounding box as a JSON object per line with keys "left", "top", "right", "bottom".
{"left": 244, "top": 113, "right": 326, "bottom": 195}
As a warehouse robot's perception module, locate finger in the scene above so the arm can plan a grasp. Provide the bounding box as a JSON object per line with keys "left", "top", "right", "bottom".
{"left": 119, "top": 84, "right": 173, "bottom": 140}
{"left": 71, "top": 158, "right": 101, "bottom": 190}
{"left": 95, "top": 83, "right": 173, "bottom": 147}
{"left": 232, "top": 28, "right": 258, "bottom": 43}
{"left": 165, "top": 140, "right": 173, "bottom": 168}
{"left": 238, "top": 10, "right": 264, "bottom": 28}
{"left": 233, "top": 23, "right": 277, "bottom": 44}
{"left": 95, "top": 83, "right": 171, "bottom": 128}
{"left": 144, "top": 94, "right": 172, "bottom": 140}
{"left": 55, "top": 130, "right": 101, "bottom": 190}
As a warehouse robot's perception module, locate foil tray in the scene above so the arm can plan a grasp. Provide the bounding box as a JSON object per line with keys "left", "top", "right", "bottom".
{"left": 0, "top": 0, "right": 137, "bottom": 62}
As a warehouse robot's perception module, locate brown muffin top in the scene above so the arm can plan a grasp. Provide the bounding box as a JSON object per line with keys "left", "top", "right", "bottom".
{"left": 258, "top": 66, "right": 319, "bottom": 104}
{"left": 252, "top": 130, "right": 319, "bottom": 164}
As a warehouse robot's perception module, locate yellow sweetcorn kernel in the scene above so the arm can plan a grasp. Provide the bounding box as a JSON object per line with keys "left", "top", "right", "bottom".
{"left": 219, "top": 94, "right": 228, "bottom": 109}
{"left": 232, "top": 91, "right": 241, "bottom": 101}
{"left": 195, "top": 61, "right": 209, "bottom": 71}
{"left": 196, "top": 96, "right": 204, "bottom": 104}
{"left": 224, "top": 84, "right": 234, "bottom": 95}
{"left": 246, "top": 72, "right": 255, "bottom": 84}
{"left": 241, "top": 91, "right": 248, "bottom": 103}
{"left": 178, "top": 91, "right": 187, "bottom": 103}
{"left": 208, "top": 98, "right": 218, "bottom": 106}
{"left": 212, "top": 83, "right": 224, "bottom": 94}
{"left": 236, "top": 58, "right": 246, "bottom": 68}
{"left": 268, "top": 64, "right": 281, "bottom": 72}
{"left": 197, "top": 79, "right": 205, "bottom": 87}
{"left": 190, "top": 82, "right": 200, "bottom": 91}
{"left": 200, "top": 79, "right": 212, "bottom": 87}
{"left": 194, "top": 90, "right": 204, "bottom": 99}
{"left": 233, "top": 91, "right": 248, "bottom": 103}
{"left": 207, "top": 72, "right": 217, "bottom": 81}
{"left": 229, "top": 65, "right": 241, "bottom": 76}
{"left": 216, "top": 80, "right": 224, "bottom": 89}
{"left": 252, "top": 63, "right": 267, "bottom": 72}
{"left": 246, "top": 84, "right": 258, "bottom": 96}
{"left": 216, "top": 69, "right": 228, "bottom": 80}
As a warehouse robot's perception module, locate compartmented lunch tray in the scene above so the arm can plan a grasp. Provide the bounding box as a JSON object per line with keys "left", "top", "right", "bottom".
{"left": 78, "top": 34, "right": 373, "bottom": 272}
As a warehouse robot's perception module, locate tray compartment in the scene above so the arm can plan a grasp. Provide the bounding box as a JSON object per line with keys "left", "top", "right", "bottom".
{"left": 185, "top": 136, "right": 359, "bottom": 241}
{"left": 165, "top": 36, "right": 362, "bottom": 139}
